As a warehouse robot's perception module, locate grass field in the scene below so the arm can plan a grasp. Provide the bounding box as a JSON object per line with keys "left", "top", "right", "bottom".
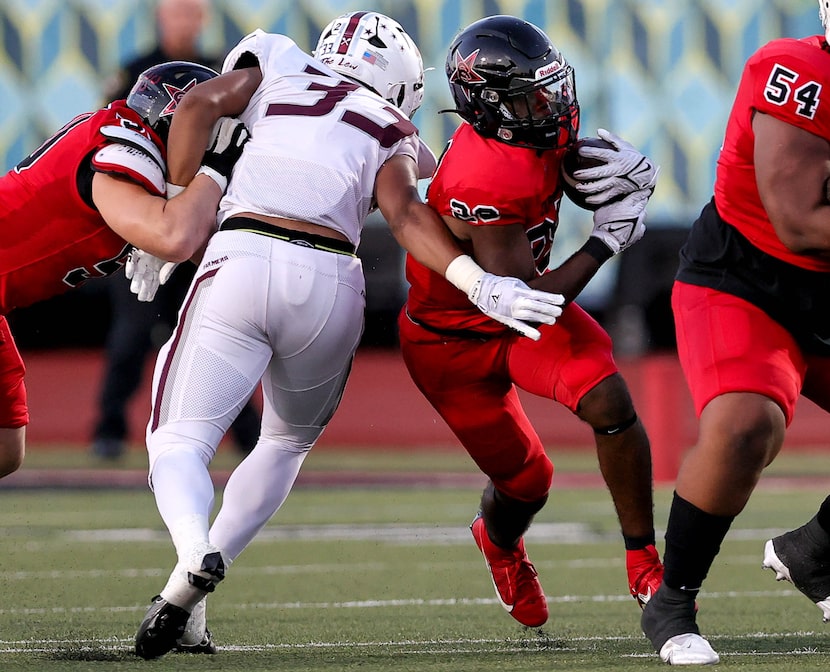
{"left": 2, "top": 448, "right": 830, "bottom": 670}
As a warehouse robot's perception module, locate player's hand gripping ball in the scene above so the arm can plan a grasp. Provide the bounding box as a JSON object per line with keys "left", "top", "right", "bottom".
{"left": 560, "top": 137, "right": 616, "bottom": 211}
{"left": 560, "top": 130, "right": 657, "bottom": 212}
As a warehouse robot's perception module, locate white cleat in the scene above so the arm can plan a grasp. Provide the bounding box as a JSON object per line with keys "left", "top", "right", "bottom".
{"left": 659, "top": 633, "right": 720, "bottom": 665}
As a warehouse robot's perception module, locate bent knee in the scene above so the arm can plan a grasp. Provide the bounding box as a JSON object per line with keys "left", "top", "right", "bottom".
{"left": 700, "top": 393, "right": 786, "bottom": 467}
{"left": 0, "top": 426, "right": 25, "bottom": 478}
{"left": 494, "top": 451, "right": 553, "bottom": 502}
{"left": 576, "top": 373, "right": 636, "bottom": 428}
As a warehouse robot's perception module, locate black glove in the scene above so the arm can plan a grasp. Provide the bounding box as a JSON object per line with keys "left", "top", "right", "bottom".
{"left": 197, "top": 117, "right": 250, "bottom": 191}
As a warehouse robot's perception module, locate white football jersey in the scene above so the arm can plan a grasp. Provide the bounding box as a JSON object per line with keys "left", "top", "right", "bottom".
{"left": 218, "top": 29, "right": 423, "bottom": 248}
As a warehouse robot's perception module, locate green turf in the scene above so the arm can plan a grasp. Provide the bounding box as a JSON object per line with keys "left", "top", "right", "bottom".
{"left": 1, "top": 451, "right": 830, "bottom": 670}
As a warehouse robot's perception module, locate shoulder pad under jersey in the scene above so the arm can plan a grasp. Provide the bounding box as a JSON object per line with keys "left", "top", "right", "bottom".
{"left": 417, "top": 137, "right": 437, "bottom": 179}
{"left": 99, "top": 124, "right": 165, "bottom": 168}
{"left": 91, "top": 125, "right": 166, "bottom": 196}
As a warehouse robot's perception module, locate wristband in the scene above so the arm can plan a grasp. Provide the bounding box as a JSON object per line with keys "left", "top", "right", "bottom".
{"left": 580, "top": 237, "right": 615, "bottom": 264}
{"left": 196, "top": 165, "right": 227, "bottom": 192}
{"left": 165, "top": 182, "right": 186, "bottom": 198}
{"left": 444, "top": 254, "right": 485, "bottom": 296}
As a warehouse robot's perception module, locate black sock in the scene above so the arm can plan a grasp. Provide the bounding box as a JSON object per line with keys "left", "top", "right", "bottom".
{"left": 662, "top": 492, "right": 734, "bottom": 594}
{"left": 479, "top": 481, "right": 547, "bottom": 549}
{"left": 623, "top": 533, "right": 656, "bottom": 551}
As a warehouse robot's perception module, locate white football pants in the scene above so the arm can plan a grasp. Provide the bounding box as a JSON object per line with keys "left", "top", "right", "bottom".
{"left": 146, "top": 229, "right": 365, "bottom": 562}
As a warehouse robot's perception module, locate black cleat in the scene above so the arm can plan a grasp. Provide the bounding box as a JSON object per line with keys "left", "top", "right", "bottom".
{"left": 763, "top": 517, "right": 830, "bottom": 622}
{"left": 641, "top": 585, "right": 718, "bottom": 665}
{"left": 135, "top": 596, "right": 191, "bottom": 660}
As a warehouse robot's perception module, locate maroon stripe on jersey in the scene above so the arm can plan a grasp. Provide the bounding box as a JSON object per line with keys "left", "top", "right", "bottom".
{"left": 150, "top": 267, "right": 219, "bottom": 432}
{"left": 337, "top": 12, "right": 368, "bottom": 54}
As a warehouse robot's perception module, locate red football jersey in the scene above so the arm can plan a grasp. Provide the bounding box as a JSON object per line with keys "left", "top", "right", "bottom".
{"left": 405, "top": 122, "right": 565, "bottom": 334}
{"left": 0, "top": 101, "right": 163, "bottom": 314}
{"left": 715, "top": 35, "right": 830, "bottom": 271}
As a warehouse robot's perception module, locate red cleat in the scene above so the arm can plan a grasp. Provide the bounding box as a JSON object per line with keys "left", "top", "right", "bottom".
{"left": 627, "top": 544, "right": 664, "bottom": 609}
{"left": 470, "top": 514, "right": 548, "bottom": 627}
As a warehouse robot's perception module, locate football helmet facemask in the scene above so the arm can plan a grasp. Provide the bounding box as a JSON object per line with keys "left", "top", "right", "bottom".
{"left": 313, "top": 11, "right": 425, "bottom": 118}
{"left": 445, "top": 15, "right": 579, "bottom": 151}
{"left": 126, "top": 61, "right": 219, "bottom": 143}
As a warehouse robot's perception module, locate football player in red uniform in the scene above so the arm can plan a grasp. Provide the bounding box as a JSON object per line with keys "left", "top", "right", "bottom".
{"left": 0, "top": 60, "right": 247, "bottom": 480}
{"left": 397, "top": 15, "right": 661, "bottom": 631}
{"left": 641, "top": 2, "right": 830, "bottom": 665}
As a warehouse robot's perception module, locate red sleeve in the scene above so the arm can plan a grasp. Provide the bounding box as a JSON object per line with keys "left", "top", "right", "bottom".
{"left": 426, "top": 126, "right": 538, "bottom": 228}
{"left": 748, "top": 37, "right": 830, "bottom": 141}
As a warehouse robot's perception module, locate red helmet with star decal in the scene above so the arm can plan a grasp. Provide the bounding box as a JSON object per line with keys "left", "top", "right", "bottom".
{"left": 126, "top": 60, "right": 219, "bottom": 143}
{"left": 445, "top": 15, "right": 579, "bottom": 150}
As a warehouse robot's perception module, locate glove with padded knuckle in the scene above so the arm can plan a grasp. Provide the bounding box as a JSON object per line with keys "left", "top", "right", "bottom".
{"left": 125, "top": 248, "right": 178, "bottom": 302}
{"left": 197, "top": 116, "right": 250, "bottom": 192}
{"left": 468, "top": 273, "right": 565, "bottom": 341}
{"left": 590, "top": 189, "right": 650, "bottom": 257}
{"left": 570, "top": 128, "right": 658, "bottom": 207}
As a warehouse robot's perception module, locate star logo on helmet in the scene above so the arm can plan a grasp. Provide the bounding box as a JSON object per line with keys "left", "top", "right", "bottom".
{"left": 159, "top": 78, "right": 200, "bottom": 118}
{"left": 450, "top": 49, "right": 486, "bottom": 100}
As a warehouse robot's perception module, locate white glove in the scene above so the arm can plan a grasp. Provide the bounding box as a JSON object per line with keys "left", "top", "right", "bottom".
{"left": 124, "top": 248, "right": 179, "bottom": 302}
{"left": 590, "top": 190, "right": 650, "bottom": 256}
{"left": 469, "top": 274, "right": 565, "bottom": 341}
{"left": 570, "top": 128, "right": 658, "bottom": 207}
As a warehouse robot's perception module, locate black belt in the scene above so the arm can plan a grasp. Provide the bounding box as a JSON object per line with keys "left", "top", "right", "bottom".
{"left": 219, "top": 216, "right": 356, "bottom": 256}
{"left": 404, "top": 309, "right": 493, "bottom": 341}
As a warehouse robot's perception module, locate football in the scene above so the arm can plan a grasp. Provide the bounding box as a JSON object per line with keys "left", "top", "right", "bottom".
{"left": 560, "top": 136, "right": 616, "bottom": 211}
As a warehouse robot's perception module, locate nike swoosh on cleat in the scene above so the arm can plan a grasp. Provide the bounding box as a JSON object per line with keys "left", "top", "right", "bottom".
{"left": 484, "top": 560, "right": 515, "bottom": 613}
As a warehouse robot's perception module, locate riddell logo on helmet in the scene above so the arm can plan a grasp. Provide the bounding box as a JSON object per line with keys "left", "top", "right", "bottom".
{"left": 535, "top": 63, "right": 561, "bottom": 79}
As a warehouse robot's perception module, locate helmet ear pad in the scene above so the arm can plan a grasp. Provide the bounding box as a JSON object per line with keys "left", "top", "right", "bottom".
{"left": 452, "top": 89, "right": 500, "bottom": 138}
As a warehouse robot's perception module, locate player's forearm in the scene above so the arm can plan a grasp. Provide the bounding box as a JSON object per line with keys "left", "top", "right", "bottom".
{"left": 387, "top": 201, "right": 463, "bottom": 276}
{"left": 529, "top": 249, "right": 602, "bottom": 305}
{"left": 166, "top": 96, "right": 221, "bottom": 187}
{"left": 136, "top": 179, "right": 220, "bottom": 261}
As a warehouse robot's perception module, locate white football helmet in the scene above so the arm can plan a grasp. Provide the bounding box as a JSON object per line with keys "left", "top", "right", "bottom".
{"left": 313, "top": 11, "right": 425, "bottom": 118}
{"left": 821, "top": 0, "right": 830, "bottom": 42}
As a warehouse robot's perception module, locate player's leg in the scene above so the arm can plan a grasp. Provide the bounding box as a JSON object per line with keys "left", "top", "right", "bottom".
{"left": 209, "top": 248, "right": 364, "bottom": 560}
{"left": 204, "top": 242, "right": 363, "bottom": 548}
{"left": 0, "top": 426, "right": 24, "bottom": 478}
{"left": 642, "top": 282, "right": 801, "bottom": 665}
{"left": 509, "top": 304, "right": 663, "bottom": 610}
{"left": 0, "top": 316, "right": 28, "bottom": 477}
{"left": 137, "top": 246, "right": 274, "bottom": 659}
{"left": 578, "top": 373, "right": 663, "bottom": 606}
{"left": 398, "top": 313, "right": 551, "bottom": 627}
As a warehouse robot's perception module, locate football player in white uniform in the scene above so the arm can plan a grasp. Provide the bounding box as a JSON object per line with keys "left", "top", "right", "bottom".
{"left": 133, "top": 12, "right": 567, "bottom": 659}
